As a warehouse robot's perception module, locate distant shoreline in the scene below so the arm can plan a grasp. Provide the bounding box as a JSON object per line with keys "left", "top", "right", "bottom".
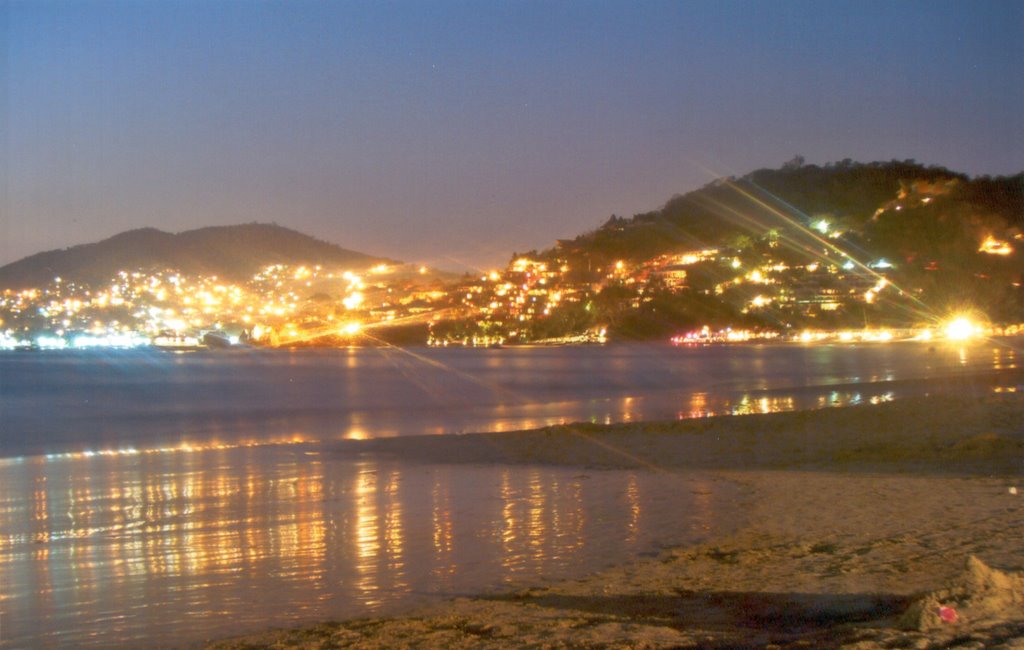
{"left": 5, "top": 330, "right": 1024, "bottom": 352}
{"left": 338, "top": 391, "right": 1024, "bottom": 476}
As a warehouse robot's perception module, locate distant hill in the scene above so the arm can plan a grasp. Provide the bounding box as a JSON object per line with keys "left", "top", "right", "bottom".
{"left": 550, "top": 160, "right": 1023, "bottom": 265}
{"left": 536, "top": 159, "right": 1023, "bottom": 328}
{"left": 0, "top": 223, "right": 389, "bottom": 289}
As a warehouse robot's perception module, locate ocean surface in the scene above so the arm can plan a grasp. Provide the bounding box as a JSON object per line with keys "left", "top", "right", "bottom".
{"left": 0, "top": 341, "right": 1019, "bottom": 647}
{"left": 2, "top": 341, "right": 1018, "bottom": 458}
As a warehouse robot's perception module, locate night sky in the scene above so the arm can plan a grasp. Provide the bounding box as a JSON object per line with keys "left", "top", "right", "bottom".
{"left": 3, "top": 0, "right": 1022, "bottom": 272}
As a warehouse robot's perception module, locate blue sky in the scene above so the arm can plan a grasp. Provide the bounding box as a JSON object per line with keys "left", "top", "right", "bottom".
{"left": 3, "top": 0, "right": 1022, "bottom": 270}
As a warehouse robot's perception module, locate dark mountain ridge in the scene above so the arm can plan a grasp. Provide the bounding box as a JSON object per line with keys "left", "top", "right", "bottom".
{"left": 0, "top": 223, "right": 389, "bottom": 289}
{"left": 549, "top": 160, "right": 1022, "bottom": 266}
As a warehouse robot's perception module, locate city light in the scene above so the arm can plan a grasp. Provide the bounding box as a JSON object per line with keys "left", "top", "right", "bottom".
{"left": 35, "top": 335, "right": 67, "bottom": 350}
{"left": 73, "top": 334, "right": 149, "bottom": 348}
{"left": 1, "top": 236, "right": 1021, "bottom": 350}
{"left": 944, "top": 316, "right": 981, "bottom": 341}
{"left": 979, "top": 236, "right": 1013, "bottom": 256}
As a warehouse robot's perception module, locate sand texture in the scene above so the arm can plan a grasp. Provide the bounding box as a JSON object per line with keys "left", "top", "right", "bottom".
{"left": 207, "top": 394, "right": 1024, "bottom": 649}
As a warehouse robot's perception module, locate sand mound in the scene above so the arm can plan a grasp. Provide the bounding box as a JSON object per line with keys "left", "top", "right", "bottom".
{"left": 900, "top": 556, "right": 1024, "bottom": 632}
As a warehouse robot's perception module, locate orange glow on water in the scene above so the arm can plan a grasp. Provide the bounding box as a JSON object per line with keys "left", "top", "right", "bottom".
{"left": 23, "top": 434, "right": 316, "bottom": 466}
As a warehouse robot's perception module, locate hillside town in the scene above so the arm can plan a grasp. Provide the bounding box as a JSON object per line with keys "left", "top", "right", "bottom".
{"left": 1, "top": 226, "right": 1019, "bottom": 350}
{"left": 2, "top": 162, "right": 1021, "bottom": 350}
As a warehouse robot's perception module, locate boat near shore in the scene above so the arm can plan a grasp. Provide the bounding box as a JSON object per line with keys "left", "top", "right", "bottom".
{"left": 201, "top": 331, "right": 236, "bottom": 349}
{"left": 151, "top": 329, "right": 242, "bottom": 350}
{"left": 152, "top": 330, "right": 205, "bottom": 351}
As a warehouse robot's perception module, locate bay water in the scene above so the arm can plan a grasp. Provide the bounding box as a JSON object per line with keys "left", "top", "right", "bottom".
{"left": 0, "top": 341, "right": 1017, "bottom": 647}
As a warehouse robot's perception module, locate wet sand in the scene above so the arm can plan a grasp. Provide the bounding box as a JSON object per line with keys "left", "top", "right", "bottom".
{"left": 207, "top": 394, "right": 1024, "bottom": 649}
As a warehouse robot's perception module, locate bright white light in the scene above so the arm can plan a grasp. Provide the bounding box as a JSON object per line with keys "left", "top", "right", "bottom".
{"left": 36, "top": 336, "right": 66, "bottom": 349}
{"left": 73, "top": 334, "right": 148, "bottom": 349}
{"left": 945, "top": 317, "right": 979, "bottom": 341}
{"left": 342, "top": 292, "right": 364, "bottom": 310}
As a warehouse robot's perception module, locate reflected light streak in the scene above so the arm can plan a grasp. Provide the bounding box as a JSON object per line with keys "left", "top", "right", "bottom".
{"left": 7, "top": 435, "right": 317, "bottom": 468}
{"left": 0, "top": 451, "right": 734, "bottom": 648}
{"left": 625, "top": 474, "right": 640, "bottom": 545}
{"left": 527, "top": 469, "right": 547, "bottom": 559}
{"left": 498, "top": 470, "right": 522, "bottom": 577}
{"left": 431, "top": 476, "right": 455, "bottom": 582}
{"left": 353, "top": 463, "right": 381, "bottom": 607}
{"left": 728, "top": 395, "right": 795, "bottom": 415}
{"left": 561, "top": 478, "right": 586, "bottom": 558}
{"left": 679, "top": 387, "right": 918, "bottom": 420}
{"left": 687, "top": 391, "right": 709, "bottom": 419}
{"left": 383, "top": 471, "right": 407, "bottom": 590}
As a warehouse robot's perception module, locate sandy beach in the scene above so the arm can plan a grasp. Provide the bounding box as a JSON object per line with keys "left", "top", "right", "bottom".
{"left": 208, "top": 393, "right": 1024, "bottom": 649}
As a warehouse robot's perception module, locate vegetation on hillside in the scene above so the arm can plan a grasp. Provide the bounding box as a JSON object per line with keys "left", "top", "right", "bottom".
{"left": 503, "top": 159, "right": 1023, "bottom": 340}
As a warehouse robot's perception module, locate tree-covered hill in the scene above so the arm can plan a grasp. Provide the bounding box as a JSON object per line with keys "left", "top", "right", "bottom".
{"left": 552, "top": 160, "right": 1020, "bottom": 267}
{"left": 519, "top": 159, "right": 1023, "bottom": 337}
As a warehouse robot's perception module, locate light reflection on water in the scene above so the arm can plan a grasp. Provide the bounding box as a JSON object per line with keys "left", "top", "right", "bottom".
{"left": 2, "top": 341, "right": 1021, "bottom": 460}
{"left": 675, "top": 388, "right": 893, "bottom": 420}
{"left": 0, "top": 344, "right": 1019, "bottom": 469}
{"left": 1, "top": 341, "right": 1021, "bottom": 647}
{"left": 0, "top": 447, "right": 732, "bottom": 648}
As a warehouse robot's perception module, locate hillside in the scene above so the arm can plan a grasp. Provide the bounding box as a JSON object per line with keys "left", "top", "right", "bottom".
{"left": 528, "top": 160, "right": 1024, "bottom": 332}
{"left": 3, "top": 161, "right": 1022, "bottom": 344}
{"left": 552, "top": 160, "right": 1022, "bottom": 264}
{"left": 0, "top": 224, "right": 389, "bottom": 289}
{"left": 427, "top": 160, "right": 1023, "bottom": 344}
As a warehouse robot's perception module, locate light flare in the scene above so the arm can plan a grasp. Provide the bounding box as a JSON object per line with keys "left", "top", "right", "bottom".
{"left": 944, "top": 316, "right": 980, "bottom": 341}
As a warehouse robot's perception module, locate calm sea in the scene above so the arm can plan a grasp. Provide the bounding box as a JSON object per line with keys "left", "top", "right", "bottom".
{"left": 2, "top": 341, "right": 1017, "bottom": 457}
{"left": 0, "top": 341, "right": 1018, "bottom": 647}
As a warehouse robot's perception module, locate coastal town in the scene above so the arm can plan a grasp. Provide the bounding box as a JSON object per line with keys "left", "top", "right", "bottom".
{"left": 5, "top": 1, "right": 1024, "bottom": 647}
{"left": 1, "top": 225, "right": 1018, "bottom": 350}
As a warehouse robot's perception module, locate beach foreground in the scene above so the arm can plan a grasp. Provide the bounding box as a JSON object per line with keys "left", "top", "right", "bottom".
{"left": 208, "top": 394, "right": 1024, "bottom": 649}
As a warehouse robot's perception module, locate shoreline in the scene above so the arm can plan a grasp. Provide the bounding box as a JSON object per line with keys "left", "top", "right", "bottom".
{"left": 340, "top": 391, "right": 1024, "bottom": 476}
{"left": 207, "top": 393, "right": 1024, "bottom": 648}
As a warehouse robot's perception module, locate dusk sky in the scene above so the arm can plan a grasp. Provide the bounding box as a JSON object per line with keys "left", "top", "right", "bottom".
{"left": 3, "top": 0, "right": 1022, "bottom": 272}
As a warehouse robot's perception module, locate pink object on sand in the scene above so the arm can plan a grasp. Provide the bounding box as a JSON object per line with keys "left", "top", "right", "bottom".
{"left": 939, "top": 606, "right": 959, "bottom": 623}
